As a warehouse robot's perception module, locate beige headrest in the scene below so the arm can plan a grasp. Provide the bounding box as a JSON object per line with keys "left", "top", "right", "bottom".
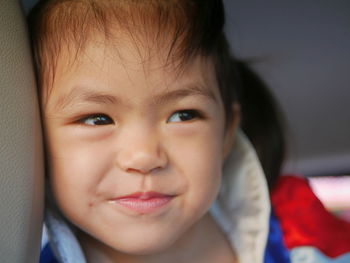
{"left": 0, "top": 0, "right": 44, "bottom": 262}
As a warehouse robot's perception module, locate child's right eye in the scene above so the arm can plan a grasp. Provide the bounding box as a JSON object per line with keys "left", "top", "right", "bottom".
{"left": 77, "top": 114, "right": 114, "bottom": 126}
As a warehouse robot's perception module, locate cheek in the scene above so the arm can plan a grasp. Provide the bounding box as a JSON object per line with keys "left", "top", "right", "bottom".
{"left": 166, "top": 123, "right": 225, "bottom": 212}
{"left": 185, "top": 144, "right": 223, "bottom": 210}
{"left": 47, "top": 135, "right": 110, "bottom": 220}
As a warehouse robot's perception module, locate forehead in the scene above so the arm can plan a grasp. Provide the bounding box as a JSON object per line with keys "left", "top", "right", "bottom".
{"left": 45, "top": 35, "right": 221, "bottom": 109}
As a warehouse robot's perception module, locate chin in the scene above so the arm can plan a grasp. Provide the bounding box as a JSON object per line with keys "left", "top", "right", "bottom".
{"left": 123, "top": 244, "right": 171, "bottom": 256}
{"left": 110, "top": 229, "right": 180, "bottom": 256}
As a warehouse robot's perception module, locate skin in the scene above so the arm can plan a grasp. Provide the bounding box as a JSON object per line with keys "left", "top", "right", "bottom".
{"left": 43, "top": 35, "right": 239, "bottom": 263}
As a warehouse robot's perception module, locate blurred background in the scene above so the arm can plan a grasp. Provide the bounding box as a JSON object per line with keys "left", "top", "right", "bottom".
{"left": 223, "top": 0, "right": 350, "bottom": 221}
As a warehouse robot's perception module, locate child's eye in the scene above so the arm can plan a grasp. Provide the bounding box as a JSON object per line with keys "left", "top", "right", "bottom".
{"left": 167, "top": 110, "right": 201, "bottom": 123}
{"left": 78, "top": 114, "right": 114, "bottom": 126}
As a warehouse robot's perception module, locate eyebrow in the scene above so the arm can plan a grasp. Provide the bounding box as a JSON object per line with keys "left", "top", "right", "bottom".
{"left": 53, "top": 88, "right": 122, "bottom": 111}
{"left": 53, "top": 84, "right": 217, "bottom": 111}
{"left": 150, "top": 84, "right": 218, "bottom": 106}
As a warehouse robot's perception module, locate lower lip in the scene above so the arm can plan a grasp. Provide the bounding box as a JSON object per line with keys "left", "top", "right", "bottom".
{"left": 112, "top": 196, "right": 173, "bottom": 214}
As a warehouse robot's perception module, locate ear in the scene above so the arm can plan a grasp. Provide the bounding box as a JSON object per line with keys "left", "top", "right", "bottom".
{"left": 223, "top": 103, "right": 240, "bottom": 159}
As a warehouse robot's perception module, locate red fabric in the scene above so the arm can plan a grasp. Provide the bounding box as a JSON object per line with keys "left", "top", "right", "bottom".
{"left": 271, "top": 175, "right": 350, "bottom": 258}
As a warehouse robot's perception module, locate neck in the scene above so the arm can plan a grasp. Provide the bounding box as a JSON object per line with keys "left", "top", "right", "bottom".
{"left": 78, "top": 213, "right": 236, "bottom": 263}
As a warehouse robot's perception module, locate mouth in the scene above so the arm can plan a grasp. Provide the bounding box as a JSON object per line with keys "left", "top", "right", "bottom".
{"left": 110, "top": 191, "right": 175, "bottom": 214}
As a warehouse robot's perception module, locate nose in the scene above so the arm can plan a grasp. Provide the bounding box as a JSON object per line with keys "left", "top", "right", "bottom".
{"left": 115, "top": 128, "right": 167, "bottom": 175}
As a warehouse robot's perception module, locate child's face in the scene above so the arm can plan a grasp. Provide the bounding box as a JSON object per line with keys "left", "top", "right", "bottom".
{"left": 43, "top": 36, "right": 236, "bottom": 255}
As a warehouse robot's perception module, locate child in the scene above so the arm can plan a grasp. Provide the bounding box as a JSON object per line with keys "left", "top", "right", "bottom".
{"left": 28, "top": 0, "right": 350, "bottom": 263}
{"left": 28, "top": 1, "right": 269, "bottom": 262}
{"left": 29, "top": 1, "right": 271, "bottom": 262}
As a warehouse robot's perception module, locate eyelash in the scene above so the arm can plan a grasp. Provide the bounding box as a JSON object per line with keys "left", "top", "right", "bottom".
{"left": 75, "top": 109, "right": 202, "bottom": 126}
{"left": 77, "top": 114, "right": 114, "bottom": 126}
{"left": 167, "top": 110, "right": 202, "bottom": 123}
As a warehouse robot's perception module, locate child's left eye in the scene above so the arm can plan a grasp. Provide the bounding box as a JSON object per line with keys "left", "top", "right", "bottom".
{"left": 78, "top": 114, "right": 114, "bottom": 126}
{"left": 167, "top": 110, "right": 201, "bottom": 123}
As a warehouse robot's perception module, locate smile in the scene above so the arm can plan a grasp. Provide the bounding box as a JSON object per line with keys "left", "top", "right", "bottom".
{"left": 110, "top": 191, "right": 175, "bottom": 214}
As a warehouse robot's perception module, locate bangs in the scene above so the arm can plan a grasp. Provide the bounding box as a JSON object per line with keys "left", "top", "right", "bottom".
{"left": 28, "top": 0, "right": 225, "bottom": 97}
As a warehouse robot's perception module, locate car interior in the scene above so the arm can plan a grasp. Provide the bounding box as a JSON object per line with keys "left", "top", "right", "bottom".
{"left": 0, "top": 0, "right": 349, "bottom": 262}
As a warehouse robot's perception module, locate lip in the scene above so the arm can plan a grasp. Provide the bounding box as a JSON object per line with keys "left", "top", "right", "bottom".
{"left": 110, "top": 191, "right": 175, "bottom": 214}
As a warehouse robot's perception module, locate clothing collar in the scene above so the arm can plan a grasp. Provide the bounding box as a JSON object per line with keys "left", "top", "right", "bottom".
{"left": 210, "top": 130, "right": 270, "bottom": 263}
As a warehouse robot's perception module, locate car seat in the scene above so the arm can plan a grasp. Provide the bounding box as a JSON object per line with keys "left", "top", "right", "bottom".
{"left": 0, "top": 0, "right": 44, "bottom": 262}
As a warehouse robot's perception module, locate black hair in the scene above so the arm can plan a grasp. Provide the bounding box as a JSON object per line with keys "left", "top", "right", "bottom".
{"left": 237, "top": 61, "right": 286, "bottom": 189}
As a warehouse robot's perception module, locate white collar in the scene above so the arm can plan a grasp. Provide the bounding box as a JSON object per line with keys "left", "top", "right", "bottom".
{"left": 210, "top": 130, "right": 270, "bottom": 263}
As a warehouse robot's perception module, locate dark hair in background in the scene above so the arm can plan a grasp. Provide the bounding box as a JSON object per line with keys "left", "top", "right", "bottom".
{"left": 236, "top": 61, "right": 286, "bottom": 189}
